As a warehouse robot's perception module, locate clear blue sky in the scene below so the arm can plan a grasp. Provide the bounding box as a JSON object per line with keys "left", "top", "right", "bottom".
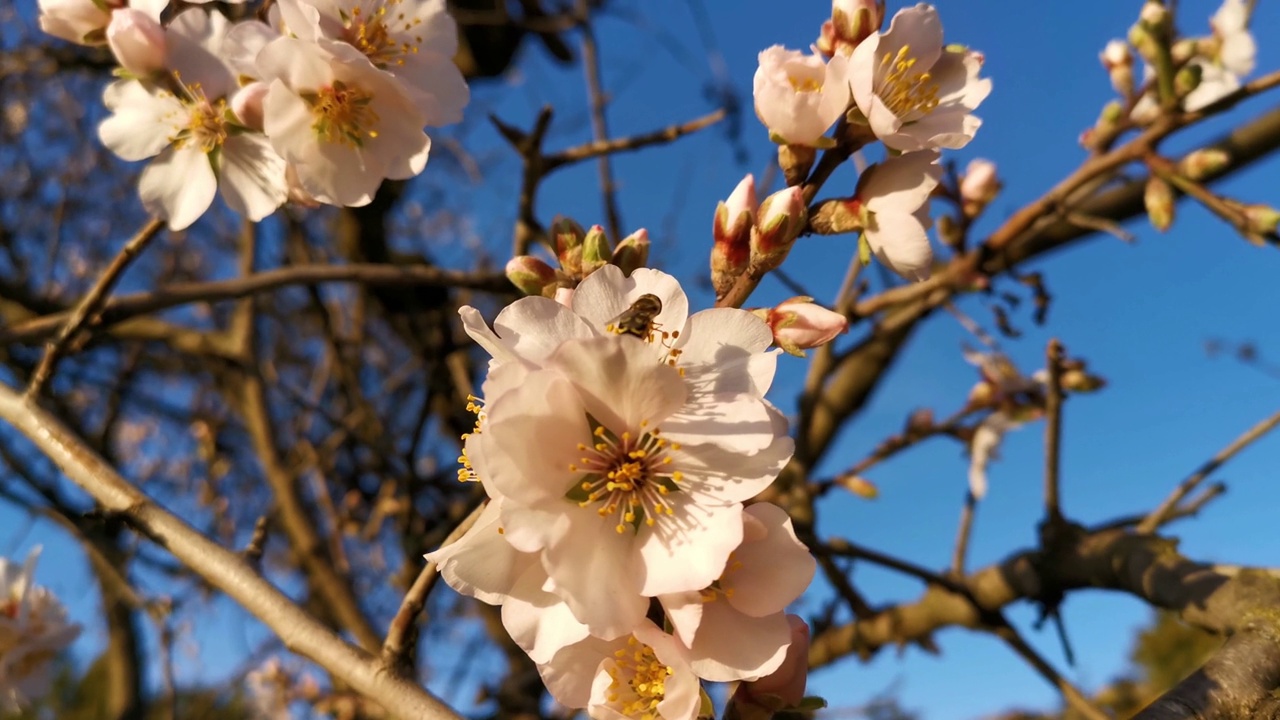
{"left": 6, "top": 1, "right": 1280, "bottom": 718}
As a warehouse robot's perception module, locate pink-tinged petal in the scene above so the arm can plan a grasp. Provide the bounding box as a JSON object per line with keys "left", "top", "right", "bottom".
{"left": 539, "top": 636, "right": 621, "bottom": 708}
{"left": 877, "top": 4, "right": 943, "bottom": 75}
{"left": 491, "top": 297, "right": 596, "bottom": 364}
{"left": 885, "top": 107, "right": 980, "bottom": 152}
{"left": 866, "top": 209, "right": 933, "bottom": 281}
{"left": 739, "top": 615, "right": 810, "bottom": 706}
{"left": 860, "top": 150, "right": 942, "bottom": 212}
{"left": 383, "top": 129, "right": 431, "bottom": 181}
{"left": 864, "top": 92, "right": 905, "bottom": 141}
{"left": 658, "top": 590, "right": 705, "bottom": 646}
{"left": 257, "top": 36, "right": 332, "bottom": 92}
{"left": 543, "top": 517, "right": 647, "bottom": 639}
{"left": 139, "top": 145, "right": 216, "bottom": 231}
{"left": 217, "top": 134, "right": 287, "bottom": 221}
{"left": 98, "top": 81, "right": 180, "bottom": 161}
{"left": 223, "top": 20, "right": 277, "bottom": 79}
{"left": 726, "top": 503, "right": 815, "bottom": 617}
{"left": 426, "top": 500, "right": 531, "bottom": 604}
{"left": 501, "top": 564, "right": 590, "bottom": 664}
{"left": 633, "top": 625, "right": 701, "bottom": 720}
{"left": 637, "top": 501, "right": 741, "bottom": 596}
{"left": 549, "top": 336, "right": 688, "bottom": 433}
{"left": 261, "top": 81, "right": 316, "bottom": 160}
{"left": 295, "top": 140, "right": 378, "bottom": 207}
{"left": 664, "top": 392, "right": 777, "bottom": 453}
{"left": 166, "top": 8, "right": 235, "bottom": 97}
{"left": 404, "top": 0, "right": 458, "bottom": 56}
{"left": 458, "top": 306, "right": 520, "bottom": 365}
{"left": 675, "top": 417, "right": 793, "bottom": 504}
{"left": 817, "top": 51, "right": 853, "bottom": 124}
{"left": 395, "top": 50, "right": 470, "bottom": 125}
{"left": 687, "top": 605, "right": 791, "bottom": 682}
{"left": 274, "top": 0, "right": 322, "bottom": 42}
{"left": 571, "top": 265, "right": 689, "bottom": 336}
{"left": 496, "top": 501, "right": 569, "bottom": 554}
{"left": 930, "top": 49, "right": 992, "bottom": 111}
{"left": 848, "top": 32, "right": 881, "bottom": 112}
{"left": 676, "top": 309, "right": 776, "bottom": 396}
{"left": 482, "top": 371, "right": 588, "bottom": 506}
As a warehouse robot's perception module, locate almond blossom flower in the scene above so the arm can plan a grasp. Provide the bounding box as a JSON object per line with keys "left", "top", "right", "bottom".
{"left": 106, "top": 8, "right": 167, "bottom": 77}
{"left": 849, "top": 3, "right": 990, "bottom": 152}
{"left": 856, "top": 150, "right": 942, "bottom": 280}
{"left": 730, "top": 615, "right": 811, "bottom": 718}
{"left": 1209, "top": 0, "right": 1255, "bottom": 79}
{"left": 753, "top": 46, "right": 851, "bottom": 148}
{"left": 537, "top": 622, "right": 700, "bottom": 720}
{"left": 474, "top": 336, "right": 789, "bottom": 638}
{"left": 98, "top": 9, "right": 288, "bottom": 230}
{"left": 276, "top": 0, "right": 469, "bottom": 124}
{"left": 0, "top": 550, "right": 81, "bottom": 712}
{"left": 659, "top": 503, "right": 815, "bottom": 682}
{"left": 38, "top": 0, "right": 118, "bottom": 45}
{"left": 257, "top": 36, "right": 433, "bottom": 207}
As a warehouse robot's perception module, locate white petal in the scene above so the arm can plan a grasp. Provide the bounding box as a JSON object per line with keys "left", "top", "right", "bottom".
{"left": 687, "top": 605, "right": 791, "bottom": 682}
{"left": 727, "top": 503, "right": 815, "bottom": 617}
{"left": 218, "top": 134, "right": 287, "bottom": 221}
{"left": 426, "top": 500, "right": 530, "bottom": 604}
{"left": 98, "top": 81, "right": 179, "bottom": 161}
{"left": 542, "top": 517, "right": 648, "bottom": 639}
{"left": 139, "top": 145, "right": 217, "bottom": 230}
{"left": 481, "top": 370, "right": 588, "bottom": 507}
{"left": 501, "top": 564, "right": 590, "bottom": 664}
{"left": 637, "top": 501, "right": 742, "bottom": 596}
{"left": 866, "top": 209, "right": 934, "bottom": 281}
{"left": 538, "top": 636, "right": 620, "bottom": 708}
{"left": 549, "top": 336, "right": 688, "bottom": 433}
{"left": 861, "top": 150, "right": 942, "bottom": 213}
{"left": 492, "top": 297, "right": 596, "bottom": 365}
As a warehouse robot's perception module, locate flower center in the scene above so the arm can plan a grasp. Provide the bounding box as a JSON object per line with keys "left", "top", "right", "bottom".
{"left": 344, "top": 0, "right": 424, "bottom": 68}
{"left": 165, "top": 80, "right": 229, "bottom": 153}
{"left": 788, "top": 75, "right": 823, "bottom": 93}
{"left": 310, "top": 80, "right": 380, "bottom": 148}
{"left": 606, "top": 636, "right": 673, "bottom": 720}
{"left": 698, "top": 557, "right": 743, "bottom": 603}
{"left": 878, "top": 44, "right": 940, "bottom": 119}
{"left": 566, "top": 419, "right": 684, "bottom": 534}
{"left": 456, "top": 395, "right": 486, "bottom": 483}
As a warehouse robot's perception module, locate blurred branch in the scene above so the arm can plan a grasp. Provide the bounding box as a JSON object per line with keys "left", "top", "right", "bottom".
{"left": 575, "top": 0, "right": 623, "bottom": 242}
{"left": 0, "top": 382, "right": 464, "bottom": 720}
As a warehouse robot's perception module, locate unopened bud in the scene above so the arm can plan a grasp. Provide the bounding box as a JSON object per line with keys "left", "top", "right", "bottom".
{"left": 756, "top": 296, "right": 848, "bottom": 356}
{"left": 1099, "top": 39, "right": 1134, "bottom": 97}
{"left": 831, "top": 0, "right": 885, "bottom": 49}
{"left": 967, "top": 380, "right": 995, "bottom": 408}
{"left": 581, "top": 225, "right": 611, "bottom": 277}
{"left": 1243, "top": 204, "right": 1280, "bottom": 235}
{"left": 552, "top": 216, "right": 586, "bottom": 276}
{"left": 611, "top": 228, "right": 649, "bottom": 276}
{"left": 1144, "top": 176, "right": 1175, "bottom": 232}
{"left": 1128, "top": 3, "right": 1169, "bottom": 64}
{"left": 231, "top": 81, "right": 269, "bottom": 131}
{"left": 778, "top": 144, "right": 816, "bottom": 187}
{"left": 106, "top": 8, "right": 166, "bottom": 77}
{"left": 711, "top": 175, "right": 757, "bottom": 297}
{"left": 815, "top": 20, "right": 837, "bottom": 57}
{"left": 1061, "top": 369, "right": 1107, "bottom": 393}
{"left": 959, "top": 158, "right": 1000, "bottom": 214}
{"left": 1174, "top": 62, "right": 1203, "bottom": 99}
{"left": 1178, "top": 148, "right": 1230, "bottom": 180}
{"left": 837, "top": 474, "right": 879, "bottom": 499}
{"left": 808, "top": 197, "right": 862, "bottom": 235}
{"left": 750, "top": 187, "right": 808, "bottom": 273}
{"left": 938, "top": 214, "right": 963, "bottom": 249}
{"left": 1139, "top": 1, "right": 1169, "bottom": 30}
{"left": 1171, "top": 38, "right": 1197, "bottom": 65}
{"left": 505, "top": 256, "right": 559, "bottom": 297}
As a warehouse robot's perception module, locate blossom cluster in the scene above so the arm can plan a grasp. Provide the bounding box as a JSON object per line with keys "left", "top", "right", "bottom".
{"left": 0, "top": 550, "right": 81, "bottom": 712}
{"left": 430, "top": 265, "right": 814, "bottom": 719}
{"left": 749, "top": 2, "right": 991, "bottom": 283}
{"left": 38, "top": 0, "right": 469, "bottom": 230}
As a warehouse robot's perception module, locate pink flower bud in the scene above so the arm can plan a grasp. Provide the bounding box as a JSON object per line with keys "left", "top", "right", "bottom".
{"left": 814, "top": 20, "right": 837, "bottom": 57}
{"left": 552, "top": 216, "right": 586, "bottom": 276}
{"left": 739, "top": 615, "right": 810, "bottom": 707}
{"left": 764, "top": 296, "right": 847, "bottom": 356}
{"left": 831, "top": 0, "right": 884, "bottom": 48}
{"left": 750, "top": 187, "right": 808, "bottom": 273}
{"left": 581, "top": 224, "right": 611, "bottom": 276}
{"left": 107, "top": 7, "right": 166, "bottom": 75}
{"left": 505, "top": 255, "right": 559, "bottom": 297}
{"left": 231, "top": 81, "right": 269, "bottom": 131}
{"left": 611, "top": 228, "right": 650, "bottom": 276}
{"left": 38, "top": 0, "right": 115, "bottom": 46}
{"left": 711, "top": 175, "right": 757, "bottom": 296}
{"left": 959, "top": 158, "right": 1000, "bottom": 211}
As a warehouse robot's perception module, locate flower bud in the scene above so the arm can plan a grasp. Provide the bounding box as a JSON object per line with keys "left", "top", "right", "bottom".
{"left": 1099, "top": 39, "right": 1134, "bottom": 97}
{"left": 831, "top": 0, "right": 884, "bottom": 49}
{"left": 610, "top": 228, "right": 649, "bottom": 276}
{"left": 778, "top": 144, "right": 816, "bottom": 187}
{"left": 1243, "top": 204, "right": 1280, "bottom": 235}
{"left": 711, "top": 175, "right": 757, "bottom": 297}
{"left": 807, "top": 197, "right": 862, "bottom": 235}
{"left": 552, "top": 216, "right": 586, "bottom": 276}
{"left": 937, "top": 214, "right": 963, "bottom": 249}
{"left": 1061, "top": 369, "right": 1107, "bottom": 393}
{"left": 1128, "top": 3, "right": 1169, "bottom": 64}
{"left": 814, "top": 20, "right": 837, "bottom": 58}
{"left": 1171, "top": 38, "right": 1197, "bottom": 65}
{"left": 1178, "top": 148, "right": 1230, "bottom": 180}
{"left": 1174, "top": 62, "right": 1203, "bottom": 99}
{"left": 750, "top": 187, "right": 808, "bottom": 273}
{"left": 837, "top": 475, "right": 879, "bottom": 499}
{"left": 106, "top": 8, "right": 166, "bottom": 76}
{"left": 505, "top": 255, "right": 559, "bottom": 297}
{"left": 231, "top": 81, "right": 269, "bottom": 131}
{"left": 580, "top": 224, "right": 611, "bottom": 277}
{"left": 1144, "top": 176, "right": 1175, "bottom": 232}
{"left": 38, "top": 0, "right": 114, "bottom": 45}
{"left": 959, "top": 158, "right": 1000, "bottom": 215}
{"left": 757, "top": 296, "right": 848, "bottom": 356}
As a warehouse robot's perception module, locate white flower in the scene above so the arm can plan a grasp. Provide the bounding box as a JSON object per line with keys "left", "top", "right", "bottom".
{"left": 473, "top": 336, "right": 789, "bottom": 638}
{"left": 753, "top": 46, "right": 852, "bottom": 147}
{"left": 38, "top": 0, "right": 116, "bottom": 45}
{"left": 1210, "top": 0, "right": 1255, "bottom": 78}
{"left": 257, "top": 36, "right": 432, "bottom": 207}
{"left": 537, "top": 623, "right": 701, "bottom": 720}
{"left": 97, "top": 8, "right": 288, "bottom": 230}
{"left": 0, "top": 550, "right": 81, "bottom": 712}
{"left": 1183, "top": 58, "right": 1242, "bottom": 112}
{"left": 849, "top": 3, "right": 990, "bottom": 152}
{"left": 854, "top": 150, "right": 942, "bottom": 281}
{"left": 659, "top": 503, "right": 815, "bottom": 682}
{"left": 276, "top": 0, "right": 469, "bottom": 124}
{"left": 968, "top": 411, "right": 1017, "bottom": 500}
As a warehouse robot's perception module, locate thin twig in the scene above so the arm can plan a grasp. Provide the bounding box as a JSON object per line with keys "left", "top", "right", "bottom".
{"left": 381, "top": 501, "right": 487, "bottom": 674}
{"left": 822, "top": 539, "right": 969, "bottom": 596}
{"left": 25, "top": 217, "right": 164, "bottom": 397}
{"left": 1043, "top": 338, "right": 1065, "bottom": 523}
{"left": 543, "top": 109, "right": 725, "bottom": 170}
{"left": 576, "top": 3, "right": 623, "bottom": 242}
{"left": 992, "top": 622, "right": 1110, "bottom": 720}
{"left": 951, "top": 490, "right": 977, "bottom": 576}
{"left": 1138, "top": 408, "right": 1280, "bottom": 533}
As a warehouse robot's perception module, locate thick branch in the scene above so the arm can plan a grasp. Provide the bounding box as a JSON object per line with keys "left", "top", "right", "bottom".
{"left": 0, "top": 384, "right": 463, "bottom": 720}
